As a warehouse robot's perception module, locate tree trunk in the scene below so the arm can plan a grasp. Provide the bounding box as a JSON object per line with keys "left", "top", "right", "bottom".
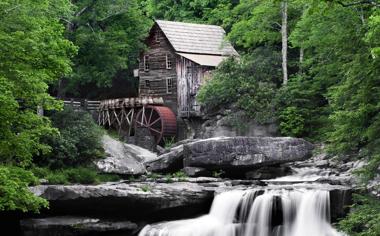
{"left": 299, "top": 47, "right": 304, "bottom": 73}
{"left": 281, "top": 0, "right": 288, "bottom": 85}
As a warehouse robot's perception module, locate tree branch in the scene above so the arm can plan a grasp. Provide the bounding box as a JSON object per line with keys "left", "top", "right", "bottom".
{"left": 336, "top": 0, "right": 380, "bottom": 7}
{"left": 75, "top": 6, "right": 88, "bottom": 17}
{"left": 3, "top": 5, "right": 21, "bottom": 14}
{"left": 99, "top": 10, "right": 129, "bottom": 22}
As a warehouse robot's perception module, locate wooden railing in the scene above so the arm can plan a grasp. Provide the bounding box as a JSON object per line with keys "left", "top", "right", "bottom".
{"left": 62, "top": 99, "right": 100, "bottom": 112}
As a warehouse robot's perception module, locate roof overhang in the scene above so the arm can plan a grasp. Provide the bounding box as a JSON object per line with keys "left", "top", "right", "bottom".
{"left": 177, "top": 53, "right": 228, "bottom": 67}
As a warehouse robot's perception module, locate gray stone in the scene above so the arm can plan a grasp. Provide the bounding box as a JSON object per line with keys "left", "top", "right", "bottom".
{"left": 96, "top": 135, "right": 158, "bottom": 175}
{"left": 183, "top": 137, "right": 314, "bottom": 170}
{"left": 134, "top": 127, "right": 156, "bottom": 152}
{"left": 245, "top": 166, "right": 292, "bottom": 180}
{"left": 29, "top": 181, "right": 221, "bottom": 218}
{"left": 156, "top": 145, "right": 166, "bottom": 155}
{"left": 183, "top": 167, "right": 211, "bottom": 177}
{"left": 20, "top": 217, "right": 137, "bottom": 236}
{"left": 199, "top": 111, "right": 278, "bottom": 138}
{"left": 145, "top": 144, "right": 184, "bottom": 173}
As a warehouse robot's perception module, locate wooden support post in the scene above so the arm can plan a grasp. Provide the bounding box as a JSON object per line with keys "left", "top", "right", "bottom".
{"left": 129, "top": 108, "right": 134, "bottom": 137}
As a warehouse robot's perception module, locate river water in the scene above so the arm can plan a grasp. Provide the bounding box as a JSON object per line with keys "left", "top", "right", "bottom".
{"left": 139, "top": 169, "right": 346, "bottom": 236}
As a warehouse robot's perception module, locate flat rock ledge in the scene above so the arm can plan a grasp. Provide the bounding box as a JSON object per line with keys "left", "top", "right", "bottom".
{"left": 29, "top": 180, "right": 232, "bottom": 219}
{"left": 21, "top": 216, "right": 137, "bottom": 236}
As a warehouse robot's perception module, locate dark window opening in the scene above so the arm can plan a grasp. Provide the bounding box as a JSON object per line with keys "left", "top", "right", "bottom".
{"left": 166, "top": 77, "right": 173, "bottom": 94}
{"left": 166, "top": 54, "right": 172, "bottom": 69}
{"left": 144, "top": 55, "right": 149, "bottom": 71}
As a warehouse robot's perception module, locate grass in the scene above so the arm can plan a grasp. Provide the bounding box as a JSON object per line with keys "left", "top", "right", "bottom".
{"left": 163, "top": 136, "right": 176, "bottom": 149}
{"left": 146, "top": 172, "right": 160, "bottom": 180}
{"left": 212, "top": 170, "right": 224, "bottom": 178}
{"left": 140, "top": 185, "right": 151, "bottom": 192}
{"left": 162, "top": 171, "right": 188, "bottom": 182}
{"left": 31, "top": 166, "right": 120, "bottom": 185}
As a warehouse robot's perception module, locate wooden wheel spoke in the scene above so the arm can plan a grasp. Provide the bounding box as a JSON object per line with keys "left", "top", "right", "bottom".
{"left": 148, "top": 109, "right": 153, "bottom": 124}
{"left": 149, "top": 127, "right": 162, "bottom": 134}
{"left": 143, "top": 109, "right": 149, "bottom": 125}
{"left": 134, "top": 106, "right": 176, "bottom": 144}
{"left": 149, "top": 117, "right": 161, "bottom": 126}
{"left": 136, "top": 120, "right": 144, "bottom": 127}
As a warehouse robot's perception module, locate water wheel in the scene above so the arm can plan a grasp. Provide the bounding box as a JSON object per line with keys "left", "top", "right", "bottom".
{"left": 135, "top": 105, "right": 177, "bottom": 144}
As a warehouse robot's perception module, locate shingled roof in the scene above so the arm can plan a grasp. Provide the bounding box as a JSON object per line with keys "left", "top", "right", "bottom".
{"left": 156, "top": 20, "right": 239, "bottom": 57}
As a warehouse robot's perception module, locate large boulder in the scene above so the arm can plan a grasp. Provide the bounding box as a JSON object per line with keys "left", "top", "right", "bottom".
{"left": 145, "top": 145, "right": 184, "bottom": 173}
{"left": 96, "top": 135, "right": 158, "bottom": 175}
{"left": 144, "top": 139, "right": 200, "bottom": 173}
{"left": 183, "top": 137, "right": 314, "bottom": 170}
{"left": 30, "top": 181, "right": 220, "bottom": 219}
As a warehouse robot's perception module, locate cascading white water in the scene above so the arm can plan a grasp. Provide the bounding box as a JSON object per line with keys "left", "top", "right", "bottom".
{"left": 139, "top": 189, "right": 346, "bottom": 236}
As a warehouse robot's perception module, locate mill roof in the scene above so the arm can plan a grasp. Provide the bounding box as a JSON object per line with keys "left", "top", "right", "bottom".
{"left": 155, "top": 20, "right": 239, "bottom": 57}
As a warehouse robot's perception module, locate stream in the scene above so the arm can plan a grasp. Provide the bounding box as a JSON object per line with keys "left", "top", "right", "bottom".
{"left": 139, "top": 166, "right": 347, "bottom": 236}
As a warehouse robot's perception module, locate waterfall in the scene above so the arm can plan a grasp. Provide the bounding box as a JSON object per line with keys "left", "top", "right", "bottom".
{"left": 139, "top": 189, "right": 345, "bottom": 236}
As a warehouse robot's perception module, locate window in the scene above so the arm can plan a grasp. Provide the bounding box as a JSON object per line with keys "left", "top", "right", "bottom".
{"left": 155, "top": 29, "right": 161, "bottom": 42}
{"left": 144, "top": 55, "right": 149, "bottom": 71}
{"left": 145, "top": 79, "right": 150, "bottom": 88}
{"left": 166, "top": 77, "right": 173, "bottom": 94}
{"left": 166, "top": 54, "right": 172, "bottom": 69}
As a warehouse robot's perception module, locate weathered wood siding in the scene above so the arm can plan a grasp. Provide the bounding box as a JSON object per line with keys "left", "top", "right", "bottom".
{"left": 176, "top": 56, "right": 213, "bottom": 117}
{"left": 139, "top": 24, "right": 178, "bottom": 115}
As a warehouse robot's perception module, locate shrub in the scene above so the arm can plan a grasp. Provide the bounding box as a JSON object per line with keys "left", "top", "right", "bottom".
{"left": 31, "top": 166, "right": 120, "bottom": 185}
{"left": 0, "top": 166, "right": 48, "bottom": 213}
{"left": 46, "top": 172, "right": 69, "bottom": 185}
{"left": 197, "top": 49, "right": 281, "bottom": 124}
{"left": 172, "top": 171, "right": 187, "bottom": 181}
{"left": 140, "top": 185, "right": 151, "bottom": 192}
{"left": 338, "top": 194, "right": 380, "bottom": 236}
{"left": 163, "top": 136, "right": 176, "bottom": 149}
{"left": 36, "top": 107, "right": 104, "bottom": 168}
{"left": 279, "top": 106, "right": 305, "bottom": 137}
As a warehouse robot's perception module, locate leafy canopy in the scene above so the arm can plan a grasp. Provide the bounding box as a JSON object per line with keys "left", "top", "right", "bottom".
{"left": 67, "top": 0, "right": 151, "bottom": 89}
{"left": 0, "top": 0, "right": 76, "bottom": 213}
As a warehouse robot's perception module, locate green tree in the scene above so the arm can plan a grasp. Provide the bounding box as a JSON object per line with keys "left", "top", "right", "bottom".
{"left": 37, "top": 107, "right": 104, "bottom": 169}
{"left": 65, "top": 0, "right": 150, "bottom": 91}
{"left": 140, "top": 0, "right": 238, "bottom": 25}
{"left": 0, "top": 0, "right": 76, "bottom": 166}
{"left": 0, "top": 0, "right": 76, "bottom": 212}
{"left": 198, "top": 48, "right": 282, "bottom": 123}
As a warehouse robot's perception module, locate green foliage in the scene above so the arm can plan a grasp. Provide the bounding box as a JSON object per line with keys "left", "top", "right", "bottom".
{"left": 279, "top": 106, "right": 305, "bottom": 137}
{"left": 67, "top": 0, "right": 150, "bottom": 89}
{"left": 0, "top": 0, "right": 76, "bottom": 167}
{"left": 172, "top": 171, "right": 187, "bottom": 181}
{"left": 354, "top": 155, "right": 380, "bottom": 183}
{"left": 140, "top": 185, "right": 151, "bottom": 192}
{"left": 164, "top": 174, "right": 173, "bottom": 183}
{"left": 140, "top": 0, "right": 237, "bottom": 25}
{"left": 31, "top": 166, "right": 120, "bottom": 185}
{"left": 163, "top": 137, "right": 176, "bottom": 149}
{"left": 338, "top": 194, "right": 380, "bottom": 236}
{"left": 36, "top": 107, "right": 104, "bottom": 169}
{"left": 0, "top": 166, "right": 48, "bottom": 213}
{"left": 0, "top": 0, "right": 75, "bottom": 213}
{"left": 146, "top": 172, "right": 160, "bottom": 180}
{"left": 212, "top": 170, "right": 224, "bottom": 178}
{"left": 198, "top": 49, "right": 281, "bottom": 123}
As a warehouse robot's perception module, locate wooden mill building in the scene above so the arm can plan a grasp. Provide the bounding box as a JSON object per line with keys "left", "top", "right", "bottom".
{"left": 138, "top": 20, "right": 239, "bottom": 118}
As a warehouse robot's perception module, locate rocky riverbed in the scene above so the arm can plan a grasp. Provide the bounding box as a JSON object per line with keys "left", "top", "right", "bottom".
{"left": 17, "top": 136, "right": 371, "bottom": 236}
